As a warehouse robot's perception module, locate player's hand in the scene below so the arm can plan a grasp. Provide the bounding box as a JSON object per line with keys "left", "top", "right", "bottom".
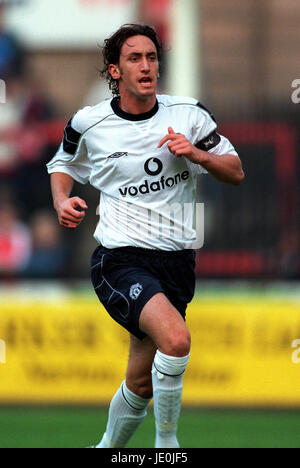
{"left": 55, "top": 196, "right": 88, "bottom": 229}
{"left": 158, "top": 127, "right": 199, "bottom": 163}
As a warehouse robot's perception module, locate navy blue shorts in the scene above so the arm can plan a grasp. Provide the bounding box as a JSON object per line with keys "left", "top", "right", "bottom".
{"left": 91, "top": 245, "right": 196, "bottom": 340}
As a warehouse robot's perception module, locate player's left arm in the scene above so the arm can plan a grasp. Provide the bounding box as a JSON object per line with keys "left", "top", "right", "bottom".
{"left": 158, "top": 127, "right": 245, "bottom": 186}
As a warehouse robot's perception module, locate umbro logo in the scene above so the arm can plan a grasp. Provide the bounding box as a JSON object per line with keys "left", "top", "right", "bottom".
{"left": 108, "top": 152, "right": 128, "bottom": 159}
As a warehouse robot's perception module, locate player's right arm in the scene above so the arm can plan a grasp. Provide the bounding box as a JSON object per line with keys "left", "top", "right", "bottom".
{"left": 47, "top": 107, "right": 92, "bottom": 228}
{"left": 51, "top": 172, "right": 88, "bottom": 229}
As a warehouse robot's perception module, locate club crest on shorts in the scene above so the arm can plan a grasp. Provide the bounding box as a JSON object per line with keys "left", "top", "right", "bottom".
{"left": 129, "top": 283, "right": 143, "bottom": 300}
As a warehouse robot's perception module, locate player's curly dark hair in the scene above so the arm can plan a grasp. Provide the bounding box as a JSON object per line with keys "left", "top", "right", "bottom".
{"left": 100, "top": 24, "right": 163, "bottom": 97}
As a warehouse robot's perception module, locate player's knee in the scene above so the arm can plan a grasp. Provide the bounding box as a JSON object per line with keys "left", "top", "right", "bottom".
{"left": 164, "top": 329, "right": 191, "bottom": 357}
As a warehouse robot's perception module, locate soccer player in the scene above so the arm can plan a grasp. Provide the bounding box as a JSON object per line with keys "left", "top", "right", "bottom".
{"left": 47, "top": 24, "right": 244, "bottom": 448}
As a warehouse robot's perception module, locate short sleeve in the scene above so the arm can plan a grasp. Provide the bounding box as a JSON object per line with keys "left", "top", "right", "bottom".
{"left": 191, "top": 102, "right": 218, "bottom": 145}
{"left": 46, "top": 108, "right": 92, "bottom": 185}
{"left": 189, "top": 102, "right": 239, "bottom": 175}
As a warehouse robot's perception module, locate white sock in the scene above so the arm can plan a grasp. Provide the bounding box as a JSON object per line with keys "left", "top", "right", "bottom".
{"left": 96, "top": 381, "right": 151, "bottom": 448}
{"left": 152, "top": 350, "right": 190, "bottom": 448}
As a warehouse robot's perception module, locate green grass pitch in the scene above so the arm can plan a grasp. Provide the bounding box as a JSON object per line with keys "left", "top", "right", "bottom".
{"left": 0, "top": 407, "right": 299, "bottom": 448}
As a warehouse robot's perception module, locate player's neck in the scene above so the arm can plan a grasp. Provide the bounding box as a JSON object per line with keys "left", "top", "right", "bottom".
{"left": 118, "top": 93, "right": 157, "bottom": 115}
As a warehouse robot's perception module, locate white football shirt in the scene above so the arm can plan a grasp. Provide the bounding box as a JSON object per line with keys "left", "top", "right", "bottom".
{"left": 47, "top": 94, "right": 239, "bottom": 251}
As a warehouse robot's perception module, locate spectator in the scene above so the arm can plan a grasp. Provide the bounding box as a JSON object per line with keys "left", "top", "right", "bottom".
{"left": 0, "top": 2, "right": 56, "bottom": 212}
{"left": 0, "top": 72, "right": 55, "bottom": 210}
{"left": 23, "top": 210, "right": 69, "bottom": 279}
{"left": 0, "top": 200, "right": 32, "bottom": 276}
{"left": 0, "top": 3, "right": 25, "bottom": 78}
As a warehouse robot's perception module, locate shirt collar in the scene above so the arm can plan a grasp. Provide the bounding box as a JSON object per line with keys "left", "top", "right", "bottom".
{"left": 111, "top": 97, "right": 159, "bottom": 121}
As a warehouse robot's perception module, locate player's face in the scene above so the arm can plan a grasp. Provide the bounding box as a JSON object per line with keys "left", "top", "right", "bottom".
{"left": 111, "top": 35, "right": 159, "bottom": 100}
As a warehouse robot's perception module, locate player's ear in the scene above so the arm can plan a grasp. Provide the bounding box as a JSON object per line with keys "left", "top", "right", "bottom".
{"left": 109, "top": 64, "right": 121, "bottom": 80}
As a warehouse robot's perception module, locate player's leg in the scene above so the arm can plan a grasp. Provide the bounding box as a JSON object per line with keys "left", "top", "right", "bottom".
{"left": 139, "top": 292, "right": 191, "bottom": 357}
{"left": 126, "top": 334, "right": 157, "bottom": 398}
{"left": 96, "top": 335, "right": 156, "bottom": 448}
{"left": 90, "top": 247, "right": 195, "bottom": 448}
{"left": 139, "top": 292, "right": 191, "bottom": 449}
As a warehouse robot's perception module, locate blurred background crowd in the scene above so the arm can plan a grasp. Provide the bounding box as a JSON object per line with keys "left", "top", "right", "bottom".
{"left": 0, "top": 0, "right": 299, "bottom": 281}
